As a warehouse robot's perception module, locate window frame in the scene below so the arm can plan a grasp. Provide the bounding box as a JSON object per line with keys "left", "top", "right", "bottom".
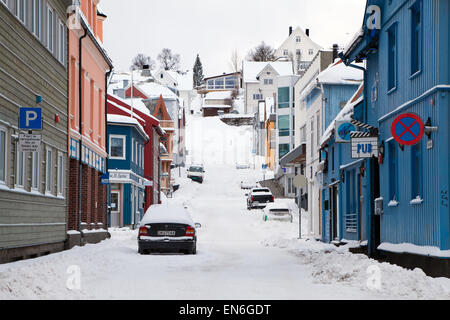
{"left": 387, "top": 23, "right": 397, "bottom": 92}
{"left": 31, "top": 151, "right": 40, "bottom": 191}
{"left": 47, "top": 5, "right": 54, "bottom": 53}
{"left": 109, "top": 134, "right": 126, "bottom": 160}
{"left": 15, "top": 144, "right": 26, "bottom": 188}
{"left": 388, "top": 141, "right": 398, "bottom": 201}
{"left": 16, "top": 0, "right": 26, "bottom": 25}
{"left": 411, "top": 143, "right": 422, "bottom": 200}
{"left": 0, "top": 126, "right": 7, "bottom": 185}
{"left": 32, "top": 0, "right": 42, "bottom": 39}
{"left": 45, "top": 147, "right": 52, "bottom": 194}
{"left": 410, "top": 1, "right": 422, "bottom": 77}
{"left": 278, "top": 115, "right": 290, "bottom": 137}
{"left": 57, "top": 151, "right": 64, "bottom": 196}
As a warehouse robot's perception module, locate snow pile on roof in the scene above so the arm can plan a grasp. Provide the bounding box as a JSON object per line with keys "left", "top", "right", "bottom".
{"left": 320, "top": 83, "right": 364, "bottom": 145}
{"left": 299, "top": 60, "right": 364, "bottom": 102}
{"left": 243, "top": 61, "right": 294, "bottom": 83}
{"left": 137, "top": 82, "right": 179, "bottom": 100}
{"left": 343, "top": 28, "right": 365, "bottom": 57}
{"left": 141, "top": 204, "right": 194, "bottom": 227}
{"left": 107, "top": 114, "right": 149, "bottom": 140}
{"left": 204, "top": 91, "right": 233, "bottom": 100}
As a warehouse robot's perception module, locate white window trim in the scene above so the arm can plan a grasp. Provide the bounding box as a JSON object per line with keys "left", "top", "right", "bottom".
{"left": 15, "top": 144, "right": 26, "bottom": 189}
{"left": 109, "top": 135, "right": 126, "bottom": 160}
{"left": 45, "top": 146, "right": 52, "bottom": 195}
{"left": 47, "top": 5, "right": 54, "bottom": 52}
{"left": 32, "top": 0, "right": 42, "bottom": 39}
{"left": 131, "top": 138, "right": 135, "bottom": 163}
{"left": 1, "top": 0, "right": 7, "bottom": 7}
{"left": 58, "top": 19, "right": 65, "bottom": 65}
{"left": 17, "top": 0, "right": 26, "bottom": 25}
{"left": 31, "top": 151, "right": 40, "bottom": 191}
{"left": 57, "top": 151, "right": 64, "bottom": 197}
{"left": 0, "top": 126, "right": 8, "bottom": 185}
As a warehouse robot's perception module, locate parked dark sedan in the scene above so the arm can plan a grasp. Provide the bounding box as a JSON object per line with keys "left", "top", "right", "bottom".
{"left": 138, "top": 204, "right": 201, "bottom": 255}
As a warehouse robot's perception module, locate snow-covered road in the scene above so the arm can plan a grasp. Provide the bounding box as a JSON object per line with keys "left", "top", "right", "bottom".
{"left": 1, "top": 114, "right": 449, "bottom": 300}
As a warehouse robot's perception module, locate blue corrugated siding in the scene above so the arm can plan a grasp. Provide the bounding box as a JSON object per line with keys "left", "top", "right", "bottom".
{"left": 323, "top": 85, "right": 360, "bottom": 131}
{"left": 362, "top": 0, "right": 450, "bottom": 250}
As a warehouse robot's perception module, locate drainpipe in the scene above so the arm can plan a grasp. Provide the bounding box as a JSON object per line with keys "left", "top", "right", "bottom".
{"left": 105, "top": 68, "right": 113, "bottom": 228}
{"left": 78, "top": 28, "right": 88, "bottom": 232}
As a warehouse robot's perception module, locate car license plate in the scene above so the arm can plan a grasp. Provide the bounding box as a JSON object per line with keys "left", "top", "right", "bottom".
{"left": 157, "top": 230, "right": 176, "bottom": 236}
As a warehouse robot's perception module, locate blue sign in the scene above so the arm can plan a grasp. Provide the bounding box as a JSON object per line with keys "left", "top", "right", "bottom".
{"left": 19, "top": 108, "right": 42, "bottom": 130}
{"left": 337, "top": 122, "right": 356, "bottom": 142}
{"left": 262, "top": 164, "right": 268, "bottom": 170}
{"left": 100, "top": 173, "right": 110, "bottom": 185}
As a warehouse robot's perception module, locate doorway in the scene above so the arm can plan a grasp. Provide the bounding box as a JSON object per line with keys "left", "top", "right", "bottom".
{"left": 329, "top": 185, "right": 339, "bottom": 241}
{"left": 110, "top": 190, "right": 121, "bottom": 227}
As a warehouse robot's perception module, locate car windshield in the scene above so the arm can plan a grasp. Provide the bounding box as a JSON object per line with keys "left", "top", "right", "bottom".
{"left": 189, "top": 166, "right": 203, "bottom": 172}
{"left": 253, "top": 189, "right": 270, "bottom": 193}
{"left": 270, "top": 209, "right": 290, "bottom": 214}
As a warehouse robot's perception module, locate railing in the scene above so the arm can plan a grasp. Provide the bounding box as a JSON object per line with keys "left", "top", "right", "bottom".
{"left": 345, "top": 213, "right": 358, "bottom": 233}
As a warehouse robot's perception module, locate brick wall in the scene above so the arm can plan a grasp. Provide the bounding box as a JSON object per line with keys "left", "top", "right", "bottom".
{"left": 68, "top": 159, "right": 107, "bottom": 231}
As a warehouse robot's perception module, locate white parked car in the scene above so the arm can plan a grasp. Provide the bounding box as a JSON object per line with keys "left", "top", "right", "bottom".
{"left": 240, "top": 181, "right": 259, "bottom": 189}
{"left": 262, "top": 203, "right": 293, "bottom": 222}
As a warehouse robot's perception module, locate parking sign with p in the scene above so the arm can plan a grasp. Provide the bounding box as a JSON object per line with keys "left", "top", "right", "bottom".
{"left": 19, "top": 108, "right": 42, "bottom": 130}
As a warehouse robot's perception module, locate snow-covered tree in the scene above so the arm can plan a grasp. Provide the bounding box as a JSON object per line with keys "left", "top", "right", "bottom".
{"left": 193, "top": 54, "right": 204, "bottom": 88}
{"left": 131, "top": 54, "right": 155, "bottom": 71}
{"left": 157, "top": 48, "right": 181, "bottom": 71}
{"left": 246, "top": 42, "right": 276, "bottom": 62}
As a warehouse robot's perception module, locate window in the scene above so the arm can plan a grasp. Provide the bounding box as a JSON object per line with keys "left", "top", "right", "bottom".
{"left": 58, "top": 19, "right": 65, "bottom": 64}
{"left": 207, "top": 80, "right": 214, "bottom": 88}
{"left": 160, "top": 74, "right": 163, "bottom": 79}
{"left": 47, "top": 6, "right": 54, "bottom": 52}
{"left": 387, "top": 23, "right": 397, "bottom": 91}
{"left": 278, "top": 115, "right": 290, "bottom": 137}
{"left": 316, "top": 113, "right": 320, "bottom": 147}
{"left": 411, "top": 1, "right": 422, "bottom": 75}
{"left": 278, "top": 87, "right": 289, "bottom": 108}
{"left": 131, "top": 138, "right": 135, "bottom": 162}
{"left": 296, "top": 49, "right": 301, "bottom": 56}
{"left": 109, "top": 135, "right": 126, "bottom": 159}
{"left": 388, "top": 141, "right": 398, "bottom": 201}
{"left": 135, "top": 141, "right": 138, "bottom": 164}
{"left": 264, "top": 79, "right": 273, "bottom": 85}
{"left": 283, "top": 49, "right": 288, "bottom": 56}
{"left": 0, "top": 128, "right": 6, "bottom": 184}
{"left": 279, "top": 144, "right": 290, "bottom": 159}
{"left": 296, "top": 36, "right": 301, "bottom": 43}
{"left": 309, "top": 49, "right": 314, "bottom": 55}
{"left": 16, "top": 0, "right": 26, "bottom": 24}
{"left": 57, "top": 152, "right": 63, "bottom": 196}
{"left": 45, "top": 148, "right": 52, "bottom": 193}
{"left": 31, "top": 151, "right": 40, "bottom": 190}
{"left": 15, "top": 146, "right": 25, "bottom": 188}
{"left": 411, "top": 143, "right": 422, "bottom": 199}
{"left": 33, "top": 0, "right": 42, "bottom": 38}
{"left": 225, "top": 77, "right": 236, "bottom": 89}
{"left": 214, "top": 78, "right": 224, "bottom": 89}
{"left": 300, "top": 125, "right": 306, "bottom": 143}
{"left": 253, "top": 93, "right": 263, "bottom": 100}
{"left": 331, "top": 147, "right": 335, "bottom": 172}
{"left": 310, "top": 117, "right": 314, "bottom": 155}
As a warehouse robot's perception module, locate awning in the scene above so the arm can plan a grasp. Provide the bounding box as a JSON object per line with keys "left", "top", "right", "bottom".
{"left": 279, "top": 143, "right": 306, "bottom": 167}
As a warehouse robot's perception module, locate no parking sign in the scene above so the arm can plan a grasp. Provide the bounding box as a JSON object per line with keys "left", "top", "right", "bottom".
{"left": 391, "top": 113, "right": 424, "bottom": 146}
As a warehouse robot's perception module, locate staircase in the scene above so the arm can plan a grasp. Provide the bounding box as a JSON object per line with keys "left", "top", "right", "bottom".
{"left": 259, "top": 178, "right": 287, "bottom": 199}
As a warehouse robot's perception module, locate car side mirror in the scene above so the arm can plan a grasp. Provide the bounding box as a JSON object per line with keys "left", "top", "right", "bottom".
{"left": 195, "top": 223, "right": 202, "bottom": 228}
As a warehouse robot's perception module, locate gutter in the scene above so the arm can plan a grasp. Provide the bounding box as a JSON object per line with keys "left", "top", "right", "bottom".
{"left": 105, "top": 67, "right": 113, "bottom": 228}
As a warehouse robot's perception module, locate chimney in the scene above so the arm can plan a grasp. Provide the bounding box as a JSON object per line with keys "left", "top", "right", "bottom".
{"left": 306, "top": 29, "right": 310, "bottom": 37}
{"left": 289, "top": 26, "right": 293, "bottom": 36}
{"left": 332, "top": 44, "right": 339, "bottom": 61}
{"left": 141, "top": 64, "right": 152, "bottom": 77}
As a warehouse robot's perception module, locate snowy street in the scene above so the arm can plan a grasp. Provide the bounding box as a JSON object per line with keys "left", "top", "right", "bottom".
{"left": 1, "top": 115, "right": 449, "bottom": 300}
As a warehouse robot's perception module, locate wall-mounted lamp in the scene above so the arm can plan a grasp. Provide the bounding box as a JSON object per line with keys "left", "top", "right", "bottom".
{"left": 424, "top": 117, "right": 438, "bottom": 139}
{"left": 359, "top": 162, "right": 366, "bottom": 177}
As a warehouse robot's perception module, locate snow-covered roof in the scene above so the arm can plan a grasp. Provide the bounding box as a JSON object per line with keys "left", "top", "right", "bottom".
{"left": 140, "top": 204, "right": 194, "bottom": 227}
{"left": 107, "top": 93, "right": 159, "bottom": 123}
{"left": 137, "top": 82, "right": 179, "bottom": 100}
{"left": 204, "top": 91, "right": 233, "bottom": 100}
{"left": 299, "top": 60, "right": 363, "bottom": 102}
{"left": 320, "top": 83, "right": 364, "bottom": 146}
{"left": 243, "top": 61, "right": 294, "bottom": 83}
{"left": 343, "top": 28, "right": 365, "bottom": 57}
{"left": 107, "top": 114, "right": 149, "bottom": 141}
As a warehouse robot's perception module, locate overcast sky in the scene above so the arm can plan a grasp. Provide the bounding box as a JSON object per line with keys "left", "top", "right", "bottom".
{"left": 101, "top": 0, "right": 366, "bottom": 77}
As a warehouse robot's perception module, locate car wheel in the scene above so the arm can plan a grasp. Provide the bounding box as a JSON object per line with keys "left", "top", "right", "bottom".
{"left": 191, "top": 245, "right": 197, "bottom": 255}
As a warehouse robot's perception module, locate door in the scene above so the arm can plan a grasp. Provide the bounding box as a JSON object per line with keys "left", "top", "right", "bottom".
{"left": 371, "top": 158, "right": 381, "bottom": 256}
{"left": 110, "top": 191, "right": 121, "bottom": 227}
{"left": 329, "top": 185, "right": 338, "bottom": 241}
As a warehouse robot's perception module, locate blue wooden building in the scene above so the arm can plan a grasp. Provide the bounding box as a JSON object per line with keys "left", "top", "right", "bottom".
{"left": 340, "top": 0, "right": 449, "bottom": 275}
{"left": 107, "top": 114, "right": 149, "bottom": 228}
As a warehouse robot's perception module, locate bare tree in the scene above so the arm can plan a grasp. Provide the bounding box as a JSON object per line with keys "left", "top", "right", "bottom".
{"left": 131, "top": 54, "right": 155, "bottom": 71}
{"left": 230, "top": 50, "right": 242, "bottom": 73}
{"left": 157, "top": 48, "right": 181, "bottom": 71}
{"left": 246, "top": 42, "right": 276, "bottom": 62}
